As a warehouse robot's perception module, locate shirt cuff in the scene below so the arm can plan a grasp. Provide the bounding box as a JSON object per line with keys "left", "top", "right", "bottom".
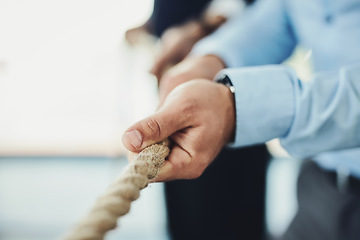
{"left": 216, "top": 65, "right": 296, "bottom": 147}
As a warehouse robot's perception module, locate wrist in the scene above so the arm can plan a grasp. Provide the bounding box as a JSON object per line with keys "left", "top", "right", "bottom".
{"left": 184, "top": 20, "right": 208, "bottom": 40}
{"left": 217, "top": 83, "right": 236, "bottom": 144}
{"left": 198, "top": 14, "right": 227, "bottom": 36}
{"left": 163, "top": 55, "right": 225, "bottom": 84}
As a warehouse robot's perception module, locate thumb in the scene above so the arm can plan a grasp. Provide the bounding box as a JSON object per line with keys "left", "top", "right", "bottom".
{"left": 122, "top": 109, "right": 184, "bottom": 152}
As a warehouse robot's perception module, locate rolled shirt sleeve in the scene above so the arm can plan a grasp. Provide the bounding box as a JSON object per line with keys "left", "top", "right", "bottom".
{"left": 191, "top": 0, "right": 297, "bottom": 68}
{"left": 280, "top": 61, "right": 360, "bottom": 158}
{"left": 191, "top": 0, "right": 360, "bottom": 157}
{"left": 216, "top": 66, "right": 296, "bottom": 147}
{"left": 219, "top": 61, "right": 360, "bottom": 158}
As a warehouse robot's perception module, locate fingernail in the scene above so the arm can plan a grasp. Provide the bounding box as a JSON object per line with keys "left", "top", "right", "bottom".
{"left": 125, "top": 130, "right": 143, "bottom": 149}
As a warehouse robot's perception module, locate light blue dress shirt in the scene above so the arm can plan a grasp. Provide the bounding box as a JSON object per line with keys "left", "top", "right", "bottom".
{"left": 192, "top": 0, "right": 360, "bottom": 177}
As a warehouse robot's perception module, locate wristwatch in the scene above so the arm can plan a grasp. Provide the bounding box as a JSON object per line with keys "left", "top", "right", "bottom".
{"left": 216, "top": 74, "right": 236, "bottom": 144}
{"left": 216, "top": 74, "right": 235, "bottom": 94}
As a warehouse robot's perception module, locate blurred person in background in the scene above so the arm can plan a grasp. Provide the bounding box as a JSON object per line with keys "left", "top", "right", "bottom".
{"left": 126, "top": 1, "right": 270, "bottom": 240}
{"left": 123, "top": 0, "right": 360, "bottom": 239}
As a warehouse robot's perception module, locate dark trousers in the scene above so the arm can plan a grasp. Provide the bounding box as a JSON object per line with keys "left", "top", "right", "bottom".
{"left": 151, "top": 0, "right": 256, "bottom": 37}
{"left": 282, "top": 160, "right": 360, "bottom": 240}
{"left": 165, "top": 145, "right": 270, "bottom": 240}
{"left": 151, "top": 0, "right": 211, "bottom": 37}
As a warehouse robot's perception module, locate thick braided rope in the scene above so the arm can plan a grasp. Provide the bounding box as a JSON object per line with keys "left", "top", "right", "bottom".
{"left": 63, "top": 139, "right": 170, "bottom": 240}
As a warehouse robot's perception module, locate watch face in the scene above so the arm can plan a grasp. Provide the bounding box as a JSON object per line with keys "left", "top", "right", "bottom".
{"left": 217, "top": 75, "right": 235, "bottom": 94}
{"left": 218, "top": 75, "right": 233, "bottom": 86}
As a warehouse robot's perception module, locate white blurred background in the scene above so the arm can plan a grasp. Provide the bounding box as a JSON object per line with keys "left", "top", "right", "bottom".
{"left": 0, "top": 1, "right": 307, "bottom": 239}
{"left": 0, "top": 0, "right": 157, "bottom": 156}
{"left": 0, "top": 1, "right": 168, "bottom": 239}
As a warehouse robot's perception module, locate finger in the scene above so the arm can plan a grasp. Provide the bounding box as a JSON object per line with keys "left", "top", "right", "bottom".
{"left": 122, "top": 109, "right": 186, "bottom": 153}
{"left": 151, "top": 145, "right": 192, "bottom": 182}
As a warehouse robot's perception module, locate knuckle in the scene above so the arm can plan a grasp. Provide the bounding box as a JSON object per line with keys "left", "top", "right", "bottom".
{"left": 181, "top": 100, "right": 196, "bottom": 113}
{"left": 189, "top": 154, "right": 208, "bottom": 179}
{"left": 143, "top": 117, "right": 161, "bottom": 139}
{"left": 180, "top": 155, "right": 206, "bottom": 180}
{"left": 179, "top": 155, "right": 192, "bottom": 169}
{"left": 180, "top": 101, "right": 197, "bottom": 122}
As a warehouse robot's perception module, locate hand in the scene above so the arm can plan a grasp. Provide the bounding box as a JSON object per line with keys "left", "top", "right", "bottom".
{"left": 158, "top": 55, "right": 225, "bottom": 103}
{"left": 150, "top": 15, "right": 227, "bottom": 80}
{"left": 122, "top": 79, "right": 236, "bottom": 182}
{"left": 150, "top": 21, "right": 206, "bottom": 79}
{"left": 125, "top": 20, "right": 153, "bottom": 46}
